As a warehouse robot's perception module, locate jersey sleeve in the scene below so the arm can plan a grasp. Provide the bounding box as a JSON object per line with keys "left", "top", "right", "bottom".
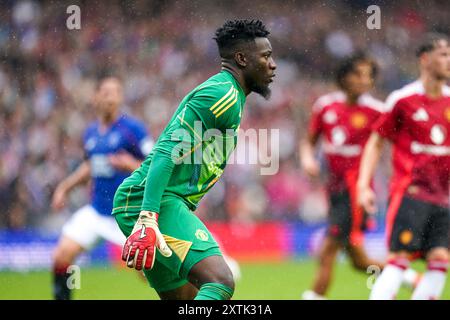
{"left": 140, "top": 116, "right": 186, "bottom": 212}
{"left": 82, "top": 125, "right": 93, "bottom": 160}
{"left": 140, "top": 146, "right": 177, "bottom": 213}
{"left": 371, "top": 94, "right": 404, "bottom": 141}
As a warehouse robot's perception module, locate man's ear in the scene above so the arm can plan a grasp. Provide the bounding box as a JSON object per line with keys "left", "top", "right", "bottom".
{"left": 419, "top": 52, "right": 429, "bottom": 67}
{"left": 234, "top": 52, "right": 247, "bottom": 68}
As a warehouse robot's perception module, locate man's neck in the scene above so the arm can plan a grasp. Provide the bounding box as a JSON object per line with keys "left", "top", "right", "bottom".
{"left": 345, "top": 92, "right": 360, "bottom": 106}
{"left": 420, "top": 73, "right": 445, "bottom": 99}
{"left": 99, "top": 110, "right": 119, "bottom": 131}
{"left": 221, "top": 63, "right": 250, "bottom": 96}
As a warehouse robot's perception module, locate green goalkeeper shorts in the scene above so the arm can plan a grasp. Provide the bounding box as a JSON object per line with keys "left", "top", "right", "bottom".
{"left": 113, "top": 195, "right": 222, "bottom": 293}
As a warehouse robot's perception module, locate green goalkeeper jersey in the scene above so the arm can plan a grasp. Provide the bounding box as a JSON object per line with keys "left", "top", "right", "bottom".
{"left": 112, "top": 70, "right": 246, "bottom": 214}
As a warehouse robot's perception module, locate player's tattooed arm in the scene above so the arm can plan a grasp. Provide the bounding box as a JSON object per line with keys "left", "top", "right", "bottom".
{"left": 51, "top": 161, "right": 91, "bottom": 211}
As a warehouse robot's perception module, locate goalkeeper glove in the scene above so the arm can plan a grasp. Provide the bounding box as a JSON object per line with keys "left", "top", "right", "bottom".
{"left": 122, "top": 211, "right": 172, "bottom": 270}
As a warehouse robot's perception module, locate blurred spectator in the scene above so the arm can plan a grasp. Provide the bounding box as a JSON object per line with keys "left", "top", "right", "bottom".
{"left": 0, "top": 0, "right": 448, "bottom": 229}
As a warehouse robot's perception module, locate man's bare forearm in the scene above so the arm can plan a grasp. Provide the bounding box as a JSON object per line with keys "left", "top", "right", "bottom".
{"left": 300, "top": 134, "right": 318, "bottom": 164}
{"left": 57, "top": 161, "right": 91, "bottom": 192}
{"left": 357, "top": 133, "right": 384, "bottom": 189}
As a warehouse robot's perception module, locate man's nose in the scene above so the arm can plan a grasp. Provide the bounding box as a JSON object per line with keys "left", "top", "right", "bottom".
{"left": 269, "top": 57, "right": 277, "bottom": 70}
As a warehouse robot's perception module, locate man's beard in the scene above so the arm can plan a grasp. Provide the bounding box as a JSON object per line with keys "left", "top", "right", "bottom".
{"left": 251, "top": 83, "right": 271, "bottom": 100}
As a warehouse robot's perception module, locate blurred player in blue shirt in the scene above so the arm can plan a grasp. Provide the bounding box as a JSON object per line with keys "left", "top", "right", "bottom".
{"left": 50, "top": 76, "right": 153, "bottom": 300}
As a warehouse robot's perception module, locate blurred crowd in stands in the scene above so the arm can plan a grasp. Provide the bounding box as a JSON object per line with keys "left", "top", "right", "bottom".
{"left": 0, "top": 0, "right": 448, "bottom": 229}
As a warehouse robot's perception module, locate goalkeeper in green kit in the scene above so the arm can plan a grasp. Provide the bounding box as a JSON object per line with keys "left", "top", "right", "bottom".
{"left": 112, "top": 20, "right": 277, "bottom": 300}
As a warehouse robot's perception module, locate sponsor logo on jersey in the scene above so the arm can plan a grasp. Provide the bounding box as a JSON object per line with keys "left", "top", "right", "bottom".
{"left": 90, "top": 154, "right": 115, "bottom": 177}
{"left": 411, "top": 141, "right": 450, "bottom": 156}
{"left": 330, "top": 126, "right": 347, "bottom": 146}
{"left": 350, "top": 112, "right": 367, "bottom": 129}
{"left": 430, "top": 125, "right": 446, "bottom": 145}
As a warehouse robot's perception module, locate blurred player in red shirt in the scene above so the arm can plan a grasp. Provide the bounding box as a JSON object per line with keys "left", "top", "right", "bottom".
{"left": 300, "top": 53, "right": 387, "bottom": 299}
{"left": 358, "top": 34, "right": 450, "bottom": 300}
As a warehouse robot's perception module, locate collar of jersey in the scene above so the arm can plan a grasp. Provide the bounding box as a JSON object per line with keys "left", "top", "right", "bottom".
{"left": 221, "top": 69, "right": 245, "bottom": 98}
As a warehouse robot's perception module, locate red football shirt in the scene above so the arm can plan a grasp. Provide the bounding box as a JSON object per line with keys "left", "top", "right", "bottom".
{"left": 309, "top": 91, "right": 384, "bottom": 193}
{"left": 373, "top": 80, "right": 450, "bottom": 207}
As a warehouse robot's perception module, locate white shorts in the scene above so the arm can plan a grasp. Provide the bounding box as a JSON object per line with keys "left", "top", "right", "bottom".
{"left": 62, "top": 205, "right": 126, "bottom": 250}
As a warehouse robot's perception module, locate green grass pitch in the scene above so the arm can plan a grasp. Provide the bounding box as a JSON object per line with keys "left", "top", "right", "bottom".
{"left": 0, "top": 259, "right": 449, "bottom": 300}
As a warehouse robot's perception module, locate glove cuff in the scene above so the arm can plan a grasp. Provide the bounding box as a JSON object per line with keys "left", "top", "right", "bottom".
{"left": 135, "top": 211, "right": 159, "bottom": 230}
{"left": 139, "top": 211, "right": 158, "bottom": 221}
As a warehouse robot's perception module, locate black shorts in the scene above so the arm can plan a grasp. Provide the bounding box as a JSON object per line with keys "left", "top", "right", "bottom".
{"left": 388, "top": 196, "right": 449, "bottom": 254}
{"left": 327, "top": 191, "right": 369, "bottom": 246}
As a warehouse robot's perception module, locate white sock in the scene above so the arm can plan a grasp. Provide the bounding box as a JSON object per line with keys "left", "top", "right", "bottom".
{"left": 402, "top": 268, "right": 420, "bottom": 288}
{"left": 302, "top": 290, "right": 327, "bottom": 300}
{"left": 412, "top": 260, "right": 448, "bottom": 300}
{"left": 370, "top": 258, "right": 409, "bottom": 300}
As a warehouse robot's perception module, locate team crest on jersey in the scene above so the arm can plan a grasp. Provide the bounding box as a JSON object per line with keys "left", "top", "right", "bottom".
{"left": 195, "top": 229, "right": 209, "bottom": 241}
{"left": 350, "top": 112, "right": 367, "bottom": 129}
{"left": 444, "top": 108, "right": 450, "bottom": 122}
{"left": 399, "top": 230, "right": 413, "bottom": 245}
{"left": 323, "top": 110, "right": 337, "bottom": 124}
{"left": 412, "top": 108, "right": 429, "bottom": 122}
{"left": 430, "top": 125, "right": 446, "bottom": 145}
{"left": 330, "top": 126, "right": 347, "bottom": 146}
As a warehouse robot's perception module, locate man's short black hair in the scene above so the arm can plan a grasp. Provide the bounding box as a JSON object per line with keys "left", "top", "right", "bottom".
{"left": 335, "top": 52, "right": 378, "bottom": 89}
{"left": 416, "top": 32, "right": 449, "bottom": 57}
{"left": 214, "top": 19, "right": 270, "bottom": 59}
